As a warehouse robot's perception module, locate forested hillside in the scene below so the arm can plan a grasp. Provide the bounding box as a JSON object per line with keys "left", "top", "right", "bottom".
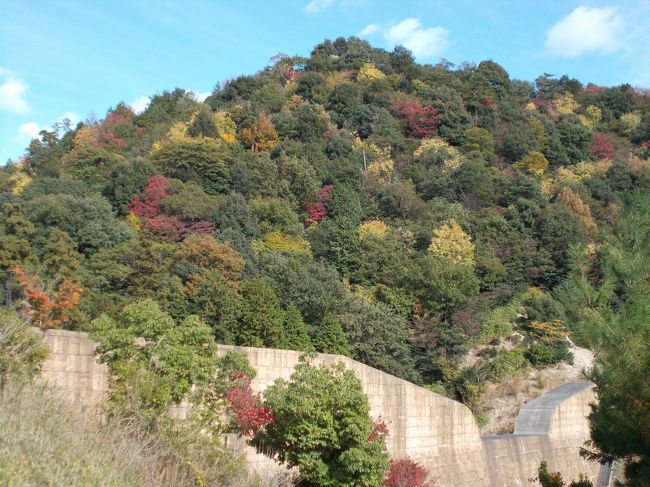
{"left": 2, "top": 37, "right": 649, "bottom": 423}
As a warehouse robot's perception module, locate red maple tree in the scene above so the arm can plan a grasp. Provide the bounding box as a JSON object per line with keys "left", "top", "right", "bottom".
{"left": 13, "top": 266, "right": 83, "bottom": 330}
{"left": 390, "top": 102, "right": 440, "bottom": 139}
{"left": 226, "top": 372, "right": 274, "bottom": 437}
{"left": 590, "top": 132, "right": 614, "bottom": 160}
{"left": 128, "top": 175, "right": 171, "bottom": 218}
{"left": 384, "top": 458, "right": 428, "bottom": 487}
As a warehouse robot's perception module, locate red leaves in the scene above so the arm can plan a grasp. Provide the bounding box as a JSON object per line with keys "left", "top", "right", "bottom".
{"left": 128, "top": 177, "right": 214, "bottom": 241}
{"left": 369, "top": 418, "right": 389, "bottom": 442}
{"left": 13, "top": 266, "right": 83, "bottom": 330}
{"left": 390, "top": 102, "right": 440, "bottom": 139}
{"left": 384, "top": 458, "right": 428, "bottom": 487}
{"left": 590, "top": 132, "right": 614, "bottom": 160}
{"left": 305, "top": 202, "right": 327, "bottom": 226}
{"left": 226, "top": 372, "right": 274, "bottom": 437}
{"left": 129, "top": 176, "right": 170, "bottom": 218}
{"left": 318, "top": 184, "right": 333, "bottom": 203}
{"left": 304, "top": 185, "right": 333, "bottom": 226}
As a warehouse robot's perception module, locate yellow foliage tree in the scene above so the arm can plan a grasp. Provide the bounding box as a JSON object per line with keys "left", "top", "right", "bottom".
{"left": 282, "top": 94, "right": 307, "bottom": 112}
{"left": 125, "top": 212, "right": 142, "bottom": 233}
{"left": 553, "top": 93, "right": 578, "bottom": 115}
{"left": 239, "top": 114, "right": 279, "bottom": 152}
{"left": 527, "top": 117, "right": 549, "bottom": 150}
{"left": 8, "top": 172, "right": 31, "bottom": 194}
{"left": 353, "top": 137, "right": 391, "bottom": 160}
{"left": 357, "top": 63, "right": 386, "bottom": 83}
{"left": 619, "top": 113, "right": 641, "bottom": 136}
{"left": 212, "top": 112, "right": 237, "bottom": 143}
{"left": 149, "top": 121, "right": 193, "bottom": 154}
{"left": 414, "top": 138, "right": 463, "bottom": 171}
{"left": 556, "top": 186, "right": 597, "bottom": 235}
{"left": 365, "top": 157, "right": 394, "bottom": 191}
{"left": 252, "top": 231, "right": 311, "bottom": 255}
{"left": 411, "top": 79, "right": 429, "bottom": 94}
{"left": 174, "top": 234, "right": 245, "bottom": 281}
{"left": 427, "top": 219, "right": 475, "bottom": 267}
{"left": 579, "top": 105, "right": 602, "bottom": 129}
{"left": 358, "top": 220, "right": 389, "bottom": 239}
{"left": 513, "top": 151, "right": 549, "bottom": 176}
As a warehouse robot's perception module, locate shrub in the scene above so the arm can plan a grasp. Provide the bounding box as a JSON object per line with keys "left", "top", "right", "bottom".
{"left": 384, "top": 458, "right": 428, "bottom": 487}
{"left": 525, "top": 341, "right": 572, "bottom": 367}
{"left": 487, "top": 348, "right": 527, "bottom": 382}
{"left": 0, "top": 310, "right": 48, "bottom": 388}
{"left": 251, "top": 359, "right": 390, "bottom": 486}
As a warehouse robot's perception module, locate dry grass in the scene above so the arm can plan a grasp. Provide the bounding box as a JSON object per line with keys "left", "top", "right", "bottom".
{"left": 0, "top": 380, "right": 284, "bottom": 487}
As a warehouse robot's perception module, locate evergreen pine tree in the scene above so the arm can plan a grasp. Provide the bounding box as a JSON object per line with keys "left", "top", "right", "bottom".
{"left": 237, "top": 277, "right": 285, "bottom": 348}
{"left": 42, "top": 229, "right": 82, "bottom": 281}
{"left": 281, "top": 304, "right": 313, "bottom": 352}
{"left": 314, "top": 312, "right": 352, "bottom": 356}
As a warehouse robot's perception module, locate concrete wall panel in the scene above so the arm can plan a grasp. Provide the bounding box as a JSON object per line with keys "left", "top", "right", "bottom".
{"left": 39, "top": 329, "right": 601, "bottom": 486}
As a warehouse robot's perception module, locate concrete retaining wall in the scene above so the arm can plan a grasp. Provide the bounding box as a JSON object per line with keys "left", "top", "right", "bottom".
{"left": 39, "top": 329, "right": 601, "bottom": 486}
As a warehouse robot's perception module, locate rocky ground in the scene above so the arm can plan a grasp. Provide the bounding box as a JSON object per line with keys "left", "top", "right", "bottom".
{"left": 478, "top": 339, "right": 594, "bottom": 435}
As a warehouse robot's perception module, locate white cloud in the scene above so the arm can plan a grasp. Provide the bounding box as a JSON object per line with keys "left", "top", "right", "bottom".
{"left": 0, "top": 69, "right": 30, "bottom": 114}
{"left": 545, "top": 6, "right": 624, "bottom": 58}
{"left": 191, "top": 91, "right": 211, "bottom": 103}
{"left": 17, "top": 122, "right": 42, "bottom": 141}
{"left": 130, "top": 95, "right": 151, "bottom": 114}
{"left": 358, "top": 23, "right": 381, "bottom": 36}
{"left": 59, "top": 112, "right": 81, "bottom": 126}
{"left": 304, "top": 0, "right": 334, "bottom": 13}
{"left": 359, "top": 18, "right": 449, "bottom": 59}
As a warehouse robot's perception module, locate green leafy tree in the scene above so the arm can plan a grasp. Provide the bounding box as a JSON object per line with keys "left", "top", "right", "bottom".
{"left": 91, "top": 299, "right": 217, "bottom": 423}
{"left": 251, "top": 360, "right": 390, "bottom": 486}
{"left": 258, "top": 252, "right": 348, "bottom": 325}
{"left": 25, "top": 193, "right": 134, "bottom": 254}
{"left": 313, "top": 312, "right": 352, "bottom": 356}
{"left": 340, "top": 300, "right": 420, "bottom": 382}
{"left": 102, "top": 159, "right": 155, "bottom": 215}
{"left": 237, "top": 277, "right": 285, "bottom": 348}
{"left": 187, "top": 110, "right": 218, "bottom": 138}
{"left": 0, "top": 204, "right": 36, "bottom": 306}
{"left": 535, "top": 461, "right": 593, "bottom": 487}
{"left": 535, "top": 203, "right": 587, "bottom": 285}
{"left": 42, "top": 229, "right": 83, "bottom": 281}
{"left": 151, "top": 139, "right": 226, "bottom": 184}
{"left": 462, "top": 127, "right": 495, "bottom": 161}
{"left": 557, "top": 115, "right": 593, "bottom": 164}
{"left": 281, "top": 304, "right": 313, "bottom": 352}
{"left": 212, "top": 192, "right": 260, "bottom": 238}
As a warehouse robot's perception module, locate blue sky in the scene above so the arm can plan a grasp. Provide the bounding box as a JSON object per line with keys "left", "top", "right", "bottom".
{"left": 2, "top": 0, "right": 649, "bottom": 163}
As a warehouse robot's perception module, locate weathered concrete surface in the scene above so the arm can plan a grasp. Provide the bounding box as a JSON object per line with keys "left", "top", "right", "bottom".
{"left": 39, "top": 329, "right": 601, "bottom": 486}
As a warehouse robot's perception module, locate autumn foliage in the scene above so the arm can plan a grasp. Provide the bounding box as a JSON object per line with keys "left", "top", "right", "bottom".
{"left": 226, "top": 372, "right": 274, "bottom": 437}
{"left": 239, "top": 114, "right": 279, "bottom": 152}
{"left": 390, "top": 102, "right": 440, "bottom": 139}
{"left": 384, "top": 458, "right": 428, "bottom": 487}
{"left": 369, "top": 418, "right": 390, "bottom": 442}
{"left": 590, "top": 132, "right": 614, "bottom": 160}
{"left": 128, "top": 175, "right": 170, "bottom": 218}
{"left": 304, "top": 184, "right": 334, "bottom": 225}
{"left": 128, "top": 176, "right": 215, "bottom": 241}
{"left": 13, "top": 266, "right": 82, "bottom": 330}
